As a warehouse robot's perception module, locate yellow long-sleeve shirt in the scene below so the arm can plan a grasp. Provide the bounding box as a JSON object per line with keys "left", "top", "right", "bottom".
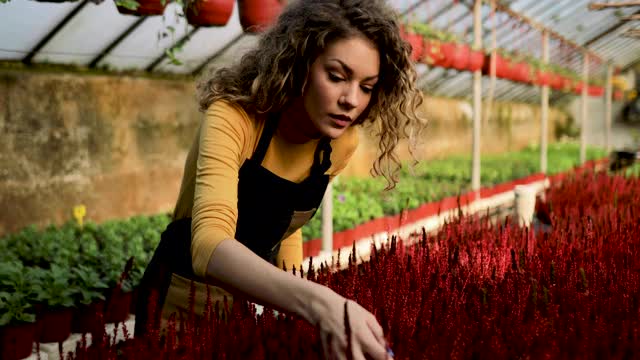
{"left": 172, "top": 101, "right": 359, "bottom": 278}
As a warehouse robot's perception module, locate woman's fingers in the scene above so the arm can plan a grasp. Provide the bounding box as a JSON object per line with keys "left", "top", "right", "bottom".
{"left": 358, "top": 329, "right": 389, "bottom": 360}
{"left": 366, "top": 316, "right": 386, "bottom": 347}
{"left": 321, "top": 332, "right": 332, "bottom": 360}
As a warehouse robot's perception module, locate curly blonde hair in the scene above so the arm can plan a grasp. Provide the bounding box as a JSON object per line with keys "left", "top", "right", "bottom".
{"left": 197, "top": 0, "right": 425, "bottom": 189}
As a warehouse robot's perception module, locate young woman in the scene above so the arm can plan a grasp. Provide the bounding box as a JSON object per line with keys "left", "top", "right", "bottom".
{"left": 135, "top": 1, "right": 425, "bottom": 359}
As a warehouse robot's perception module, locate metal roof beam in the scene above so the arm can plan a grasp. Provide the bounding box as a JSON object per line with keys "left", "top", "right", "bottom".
{"left": 191, "top": 32, "right": 245, "bottom": 76}
{"left": 89, "top": 17, "right": 147, "bottom": 68}
{"left": 494, "top": 0, "right": 607, "bottom": 62}
{"left": 22, "top": 0, "right": 89, "bottom": 65}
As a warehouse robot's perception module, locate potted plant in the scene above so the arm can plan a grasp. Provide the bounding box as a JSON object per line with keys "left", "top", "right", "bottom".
{"left": 115, "top": 0, "right": 168, "bottom": 16}
{"left": 185, "top": 0, "right": 234, "bottom": 27}
{"left": 35, "top": 264, "right": 76, "bottom": 343}
{"left": 0, "top": 292, "right": 37, "bottom": 360}
{"left": 468, "top": 45, "right": 485, "bottom": 72}
{"left": 588, "top": 76, "right": 605, "bottom": 97}
{"left": 410, "top": 23, "right": 440, "bottom": 66}
{"left": 103, "top": 257, "right": 135, "bottom": 324}
{"left": 238, "top": 0, "right": 285, "bottom": 33}
{"left": 70, "top": 265, "right": 109, "bottom": 335}
{"left": 401, "top": 24, "right": 425, "bottom": 62}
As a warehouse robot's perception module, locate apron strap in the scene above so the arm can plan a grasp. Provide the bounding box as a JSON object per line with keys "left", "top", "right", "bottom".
{"left": 252, "top": 113, "right": 280, "bottom": 164}
{"left": 311, "top": 137, "right": 333, "bottom": 176}
{"left": 252, "top": 113, "right": 333, "bottom": 175}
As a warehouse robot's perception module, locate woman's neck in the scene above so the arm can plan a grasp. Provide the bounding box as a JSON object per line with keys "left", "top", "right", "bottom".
{"left": 276, "top": 100, "right": 322, "bottom": 144}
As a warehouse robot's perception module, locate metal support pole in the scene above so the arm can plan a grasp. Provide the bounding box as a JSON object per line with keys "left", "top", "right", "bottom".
{"left": 580, "top": 53, "right": 589, "bottom": 164}
{"left": 471, "top": 0, "right": 483, "bottom": 193}
{"left": 605, "top": 64, "right": 613, "bottom": 153}
{"left": 541, "top": 31, "right": 549, "bottom": 174}
{"left": 321, "top": 181, "right": 333, "bottom": 254}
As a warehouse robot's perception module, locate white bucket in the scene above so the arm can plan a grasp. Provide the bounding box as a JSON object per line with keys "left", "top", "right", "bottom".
{"left": 513, "top": 185, "right": 537, "bottom": 227}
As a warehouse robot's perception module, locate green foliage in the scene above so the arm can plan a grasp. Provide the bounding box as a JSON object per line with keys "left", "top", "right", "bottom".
{"left": 301, "top": 142, "right": 607, "bottom": 241}
{"left": 0, "top": 292, "right": 36, "bottom": 326}
{"left": 37, "top": 264, "right": 76, "bottom": 308}
{"left": 71, "top": 265, "right": 109, "bottom": 306}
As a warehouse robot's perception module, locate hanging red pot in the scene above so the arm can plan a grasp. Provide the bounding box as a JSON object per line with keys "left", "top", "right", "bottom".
{"left": 467, "top": 49, "right": 485, "bottom": 72}
{"left": 511, "top": 62, "right": 531, "bottom": 83}
{"left": 238, "top": 0, "right": 284, "bottom": 33}
{"left": 185, "top": 0, "right": 234, "bottom": 27}
{"left": 614, "top": 89, "right": 623, "bottom": 101}
{"left": 400, "top": 26, "right": 423, "bottom": 61}
{"left": 37, "top": 307, "right": 73, "bottom": 343}
{"left": 535, "top": 70, "right": 551, "bottom": 87}
{"left": 436, "top": 42, "right": 456, "bottom": 68}
{"left": 422, "top": 39, "right": 444, "bottom": 66}
{"left": 550, "top": 73, "right": 564, "bottom": 90}
{"left": 588, "top": 85, "right": 605, "bottom": 97}
{"left": 116, "top": 0, "right": 167, "bottom": 16}
{"left": 450, "top": 43, "right": 470, "bottom": 71}
{"left": 0, "top": 322, "right": 36, "bottom": 360}
{"left": 495, "top": 54, "right": 511, "bottom": 79}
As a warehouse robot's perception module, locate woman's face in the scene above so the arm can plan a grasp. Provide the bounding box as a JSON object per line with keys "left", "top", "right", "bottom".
{"left": 301, "top": 35, "right": 380, "bottom": 139}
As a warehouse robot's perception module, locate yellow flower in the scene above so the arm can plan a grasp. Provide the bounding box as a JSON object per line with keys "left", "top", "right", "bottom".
{"left": 73, "top": 204, "right": 86, "bottom": 227}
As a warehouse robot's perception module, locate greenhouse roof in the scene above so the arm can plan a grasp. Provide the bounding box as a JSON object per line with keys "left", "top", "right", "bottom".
{"left": 1, "top": 0, "right": 639, "bottom": 104}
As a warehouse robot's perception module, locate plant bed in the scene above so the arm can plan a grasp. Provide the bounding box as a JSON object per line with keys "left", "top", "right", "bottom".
{"left": 68, "top": 170, "right": 640, "bottom": 359}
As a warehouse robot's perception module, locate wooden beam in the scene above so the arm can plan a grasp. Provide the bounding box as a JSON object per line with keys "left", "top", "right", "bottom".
{"left": 589, "top": 1, "right": 640, "bottom": 11}
{"left": 621, "top": 14, "right": 640, "bottom": 20}
{"left": 494, "top": 0, "right": 604, "bottom": 62}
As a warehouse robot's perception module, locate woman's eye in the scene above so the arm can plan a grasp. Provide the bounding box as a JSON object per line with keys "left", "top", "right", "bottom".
{"left": 361, "top": 86, "right": 373, "bottom": 94}
{"left": 328, "top": 73, "right": 343, "bottom": 82}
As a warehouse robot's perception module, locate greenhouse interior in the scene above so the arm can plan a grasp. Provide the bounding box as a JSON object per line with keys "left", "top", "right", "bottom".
{"left": 1, "top": 0, "right": 640, "bottom": 359}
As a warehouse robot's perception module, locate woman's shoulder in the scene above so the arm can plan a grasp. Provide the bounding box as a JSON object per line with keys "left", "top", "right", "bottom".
{"left": 202, "top": 100, "right": 262, "bottom": 157}
{"left": 332, "top": 125, "right": 359, "bottom": 154}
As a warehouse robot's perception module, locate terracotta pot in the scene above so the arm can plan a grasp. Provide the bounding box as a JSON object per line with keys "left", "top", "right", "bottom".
{"left": 37, "top": 307, "right": 73, "bottom": 343}
{"left": 116, "top": 0, "right": 167, "bottom": 16}
{"left": 450, "top": 43, "right": 470, "bottom": 71}
{"left": 104, "top": 290, "right": 132, "bottom": 324}
{"left": 72, "top": 300, "right": 106, "bottom": 335}
{"left": 535, "top": 70, "right": 551, "bottom": 86}
{"left": 510, "top": 62, "right": 531, "bottom": 83}
{"left": 467, "top": 50, "right": 484, "bottom": 72}
{"left": 549, "top": 73, "right": 564, "bottom": 90}
{"left": 406, "top": 33, "right": 424, "bottom": 62}
{"left": 614, "top": 89, "right": 623, "bottom": 101}
{"left": 588, "top": 85, "right": 604, "bottom": 97}
{"left": 238, "top": 0, "right": 284, "bottom": 33}
{"left": 436, "top": 42, "right": 456, "bottom": 68}
{"left": 573, "top": 81, "right": 585, "bottom": 95}
{"left": 422, "top": 39, "right": 444, "bottom": 66}
{"left": 0, "top": 322, "right": 36, "bottom": 360}
{"left": 483, "top": 53, "right": 511, "bottom": 79}
{"left": 185, "top": 0, "right": 234, "bottom": 27}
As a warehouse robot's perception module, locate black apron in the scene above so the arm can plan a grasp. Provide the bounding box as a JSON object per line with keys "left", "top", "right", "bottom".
{"left": 134, "top": 114, "right": 332, "bottom": 336}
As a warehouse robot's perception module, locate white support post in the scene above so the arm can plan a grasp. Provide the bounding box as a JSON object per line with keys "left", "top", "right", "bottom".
{"left": 605, "top": 64, "right": 613, "bottom": 153}
{"left": 580, "top": 53, "right": 589, "bottom": 164}
{"left": 471, "top": 0, "right": 483, "bottom": 194}
{"left": 321, "top": 182, "right": 333, "bottom": 254}
{"left": 540, "top": 31, "right": 549, "bottom": 174}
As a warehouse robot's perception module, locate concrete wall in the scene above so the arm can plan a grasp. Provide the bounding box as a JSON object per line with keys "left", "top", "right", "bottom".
{"left": 0, "top": 69, "right": 200, "bottom": 235}
{"left": 0, "top": 68, "right": 567, "bottom": 235}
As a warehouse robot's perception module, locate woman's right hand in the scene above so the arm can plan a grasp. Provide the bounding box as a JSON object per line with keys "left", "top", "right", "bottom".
{"left": 307, "top": 287, "right": 391, "bottom": 360}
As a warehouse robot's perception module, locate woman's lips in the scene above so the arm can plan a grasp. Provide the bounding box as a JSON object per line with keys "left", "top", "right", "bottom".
{"left": 329, "top": 114, "right": 352, "bottom": 127}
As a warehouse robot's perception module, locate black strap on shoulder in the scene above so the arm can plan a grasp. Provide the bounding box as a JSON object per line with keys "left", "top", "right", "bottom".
{"left": 252, "top": 113, "right": 280, "bottom": 164}
{"left": 253, "top": 112, "right": 333, "bottom": 174}
{"left": 311, "top": 137, "right": 333, "bottom": 176}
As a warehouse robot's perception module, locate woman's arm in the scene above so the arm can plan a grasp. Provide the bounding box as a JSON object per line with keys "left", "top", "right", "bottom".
{"left": 205, "top": 237, "right": 323, "bottom": 324}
